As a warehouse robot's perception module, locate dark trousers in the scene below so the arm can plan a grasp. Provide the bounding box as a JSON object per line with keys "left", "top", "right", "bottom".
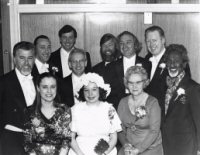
{"left": 0, "top": 129, "right": 25, "bottom": 155}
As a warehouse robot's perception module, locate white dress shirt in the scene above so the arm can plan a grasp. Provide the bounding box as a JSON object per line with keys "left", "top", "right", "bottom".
{"left": 61, "top": 47, "right": 74, "bottom": 78}
{"left": 149, "top": 49, "right": 165, "bottom": 80}
{"left": 72, "top": 73, "right": 85, "bottom": 104}
{"left": 35, "top": 59, "right": 49, "bottom": 74}
{"left": 15, "top": 68, "right": 36, "bottom": 107}
{"left": 123, "top": 55, "right": 136, "bottom": 93}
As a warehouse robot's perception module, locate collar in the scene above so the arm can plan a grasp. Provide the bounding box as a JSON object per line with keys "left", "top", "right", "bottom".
{"left": 72, "top": 73, "right": 85, "bottom": 81}
{"left": 15, "top": 68, "right": 33, "bottom": 82}
{"left": 61, "top": 47, "right": 74, "bottom": 54}
{"left": 35, "top": 59, "right": 49, "bottom": 69}
{"left": 149, "top": 48, "right": 165, "bottom": 62}
{"left": 123, "top": 54, "right": 136, "bottom": 63}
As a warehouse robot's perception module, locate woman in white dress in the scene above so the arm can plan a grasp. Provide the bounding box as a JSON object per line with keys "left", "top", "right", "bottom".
{"left": 69, "top": 73, "right": 122, "bottom": 155}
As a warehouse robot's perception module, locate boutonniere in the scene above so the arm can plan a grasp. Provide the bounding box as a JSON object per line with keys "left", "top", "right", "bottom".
{"left": 135, "top": 106, "right": 147, "bottom": 120}
{"left": 52, "top": 66, "right": 59, "bottom": 75}
{"left": 174, "top": 88, "right": 186, "bottom": 103}
{"left": 159, "top": 63, "right": 166, "bottom": 75}
{"left": 136, "top": 63, "right": 142, "bottom": 67}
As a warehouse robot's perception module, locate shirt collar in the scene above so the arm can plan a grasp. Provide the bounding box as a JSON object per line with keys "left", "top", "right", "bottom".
{"left": 72, "top": 73, "right": 85, "bottom": 81}
{"left": 15, "top": 68, "right": 32, "bottom": 82}
{"left": 123, "top": 54, "right": 136, "bottom": 63}
{"left": 61, "top": 47, "right": 74, "bottom": 54}
{"left": 150, "top": 48, "right": 165, "bottom": 62}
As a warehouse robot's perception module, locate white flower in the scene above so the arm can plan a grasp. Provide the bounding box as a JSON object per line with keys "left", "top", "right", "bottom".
{"left": 35, "top": 127, "right": 45, "bottom": 134}
{"left": 31, "top": 118, "right": 41, "bottom": 127}
{"left": 52, "top": 66, "right": 59, "bottom": 72}
{"left": 79, "top": 73, "right": 111, "bottom": 97}
{"left": 159, "top": 63, "right": 166, "bottom": 74}
{"left": 135, "top": 106, "right": 147, "bottom": 119}
{"left": 136, "top": 63, "right": 142, "bottom": 67}
{"left": 159, "top": 63, "right": 166, "bottom": 69}
{"left": 175, "top": 88, "right": 185, "bottom": 101}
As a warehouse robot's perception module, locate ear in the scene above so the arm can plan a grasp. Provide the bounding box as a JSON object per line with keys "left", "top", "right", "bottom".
{"left": 68, "top": 61, "right": 72, "bottom": 70}
{"left": 84, "top": 59, "right": 87, "bottom": 67}
{"left": 161, "top": 37, "right": 166, "bottom": 45}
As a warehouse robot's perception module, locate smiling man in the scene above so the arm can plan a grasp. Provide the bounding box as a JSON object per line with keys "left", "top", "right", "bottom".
{"left": 63, "top": 48, "right": 87, "bottom": 107}
{"left": 162, "top": 44, "right": 200, "bottom": 155}
{"left": 92, "top": 33, "right": 121, "bottom": 79}
{"left": 0, "top": 41, "right": 36, "bottom": 155}
{"left": 48, "top": 25, "right": 91, "bottom": 79}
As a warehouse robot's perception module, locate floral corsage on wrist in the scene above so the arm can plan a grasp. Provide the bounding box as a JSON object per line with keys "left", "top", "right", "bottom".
{"left": 94, "top": 139, "right": 109, "bottom": 155}
{"left": 135, "top": 106, "right": 147, "bottom": 120}
{"left": 159, "top": 63, "right": 166, "bottom": 75}
{"left": 174, "top": 88, "right": 186, "bottom": 104}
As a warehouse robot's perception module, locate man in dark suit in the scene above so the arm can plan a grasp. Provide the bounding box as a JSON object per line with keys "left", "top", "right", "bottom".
{"left": 63, "top": 48, "right": 87, "bottom": 107}
{"left": 48, "top": 25, "right": 91, "bottom": 79}
{"left": 32, "top": 35, "right": 52, "bottom": 78}
{"left": 92, "top": 33, "right": 121, "bottom": 78}
{"left": 162, "top": 44, "right": 200, "bottom": 155}
{"left": 105, "top": 31, "right": 151, "bottom": 109}
{"left": 144, "top": 25, "right": 191, "bottom": 122}
{"left": 0, "top": 41, "right": 36, "bottom": 155}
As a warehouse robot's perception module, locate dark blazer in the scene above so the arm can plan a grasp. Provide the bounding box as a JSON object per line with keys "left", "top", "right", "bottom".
{"left": 162, "top": 74, "right": 200, "bottom": 155}
{"left": 0, "top": 70, "right": 34, "bottom": 154}
{"left": 92, "top": 61, "right": 108, "bottom": 79}
{"left": 63, "top": 74, "right": 75, "bottom": 107}
{"left": 105, "top": 56, "right": 151, "bottom": 109}
{"left": 145, "top": 52, "right": 191, "bottom": 123}
{"left": 48, "top": 47, "right": 92, "bottom": 79}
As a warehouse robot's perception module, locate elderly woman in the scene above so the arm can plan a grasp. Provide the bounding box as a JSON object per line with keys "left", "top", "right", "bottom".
{"left": 69, "top": 73, "right": 122, "bottom": 155}
{"left": 117, "top": 66, "right": 163, "bottom": 155}
{"left": 162, "top": 44, "right": 200, "bottom": 155}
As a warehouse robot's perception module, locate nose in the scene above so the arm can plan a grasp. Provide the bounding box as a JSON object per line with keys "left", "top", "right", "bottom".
{"left": 47, "top": 87, "right": 51, "bottom": 93}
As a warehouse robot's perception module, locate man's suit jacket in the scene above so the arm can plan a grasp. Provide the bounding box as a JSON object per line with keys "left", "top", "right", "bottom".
{"left": 145, "top": 52, "right": 191, "bottom": 122}
{"left": 162, "top": 74, "right": 200, "bottom": 155}
{"left": 105, "top": 56, "right": 151, "bottom": 109}
{"left": 92, "top": 61, "right": 108, "bottom": 79}
{"left": 0, "top": 70, "right": 34, "bottom": 154}
{"left": 0, "top": 70, "right": 32, "bottom": 132}
{"left": 48, "top": 47, "right": 92, "bottom": 79}
{"left": 63, "top": 74, "right": 75, "bottom": 107}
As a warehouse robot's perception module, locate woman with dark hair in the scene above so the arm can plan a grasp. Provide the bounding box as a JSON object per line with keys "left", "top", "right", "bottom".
{"left": 69, "top": 73, "right": 122, "bottom": 155}
{"left": 24, "top": 72, "right": 71, "bottom": 155}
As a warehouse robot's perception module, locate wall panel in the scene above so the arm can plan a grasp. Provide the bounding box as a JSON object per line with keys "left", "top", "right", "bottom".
{"left": 20, "top": 12, "right": 200, "bottom": 83}
{"left": 153, "top": 13, "right": 200, "bottom": 81}
{"left": 20, "top": 13, "right": 85, "bottom": 52}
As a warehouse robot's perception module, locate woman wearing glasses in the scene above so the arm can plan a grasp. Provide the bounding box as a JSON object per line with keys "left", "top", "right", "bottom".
{"left": 117, "top": 66, "right": 163, "bottom": 155}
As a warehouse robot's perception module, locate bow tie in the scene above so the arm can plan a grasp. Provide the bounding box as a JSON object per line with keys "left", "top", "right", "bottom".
{"left": 149, "top": 56, "right": 159, "bottom": 63}
{"left": 23, "top": 75, "right": 33, "bottom": 81}
{"left": 42, "top": 63, "right": 49, "bottom": 69}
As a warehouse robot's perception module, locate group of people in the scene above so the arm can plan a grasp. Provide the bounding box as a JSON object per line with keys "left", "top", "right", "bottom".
{"left": 0, "top": 24, "right": 199, "bottom": 155}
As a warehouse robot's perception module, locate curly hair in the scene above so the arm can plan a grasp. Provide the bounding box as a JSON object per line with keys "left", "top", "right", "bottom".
{"left": 118, "top": 31, "right": 142, "bottom": 55}
{"left": 164, "top": 44, "right": 189, "bottom": 67}
{"left": 77, "top": 86, "right": 108, "bottom": 102}
{"left": 124, "top": 66, "right": 149, "bottom": 89}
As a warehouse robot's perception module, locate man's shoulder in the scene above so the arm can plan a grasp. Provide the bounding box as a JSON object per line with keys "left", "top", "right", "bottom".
{"left": 51, "top": 48, "right": 61, "bottom": 56}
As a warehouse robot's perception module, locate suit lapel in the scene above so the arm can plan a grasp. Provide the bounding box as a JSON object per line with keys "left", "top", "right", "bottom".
{"left": 165, "top": 75, "right": 189, "bottom": 117}
{"left": 115, "top": 58, "right": 124, "bottom": 87}
{"left": 11, "top": 71, "right": 27, "bottom": 111}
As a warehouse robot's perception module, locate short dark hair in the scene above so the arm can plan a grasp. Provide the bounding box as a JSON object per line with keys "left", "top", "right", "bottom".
{"left": 165, "top": 44, "right": 189, "bottom": 67}
{"left": 58, "top": 25, "right": 77, "bottom": 38}
{"left": 13, "top": 41, "right": 35, "bottom": 57}
{"left": 118, "top": 31, "right": 142, "bottom": 54}
{"left": 34, "top": 35, "right": 50, "bottom": 46}
{"left": 145, "top": 25, "right": 165, "bottom": 40}
{"left": 77, "top": 86, "right": 107, "bottom": 102}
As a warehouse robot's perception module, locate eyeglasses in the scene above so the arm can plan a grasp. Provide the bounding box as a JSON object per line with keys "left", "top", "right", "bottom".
{"left": 127, "top": 80, "right": 144, "bottom": 86}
